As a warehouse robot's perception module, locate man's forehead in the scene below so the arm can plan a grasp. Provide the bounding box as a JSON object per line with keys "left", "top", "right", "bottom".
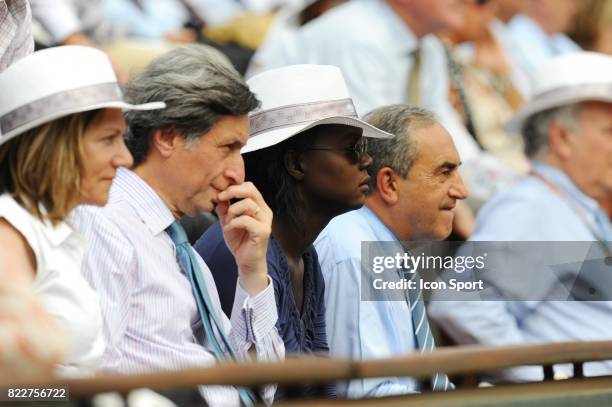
{"left": 580, "top": 101, "right": 612, "bottom": 115}
{"left": 209, "top": 115, "right": 249, "bottom": 142}
{"left": 413, "top": 123, "right": 458, "bottom": 152}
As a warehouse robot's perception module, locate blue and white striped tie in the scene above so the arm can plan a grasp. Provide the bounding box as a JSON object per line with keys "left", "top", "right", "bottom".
{"left": 405, "top": 267, "right": 452, "bottom": 391}
{"left": 166, "top": 221, "right": 257, "bottom": 406}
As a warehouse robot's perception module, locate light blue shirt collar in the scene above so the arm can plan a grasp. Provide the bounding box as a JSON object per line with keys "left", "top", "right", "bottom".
{"left": 360, "top": 205, "right": 398, "bottom": 242}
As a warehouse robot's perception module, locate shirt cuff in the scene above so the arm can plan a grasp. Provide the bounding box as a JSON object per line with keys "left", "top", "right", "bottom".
{"left": 231, "top": 276, "right": 278, "bottom": 344}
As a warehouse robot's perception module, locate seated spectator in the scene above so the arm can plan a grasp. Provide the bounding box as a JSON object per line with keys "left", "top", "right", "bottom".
{"left": 0, "top": 3, "right": 65, "bottom": 383}
{"left": 0, "top": 45, "right": 162, "bottom": 377}
{"left": 314, "top": 105, "right": 468, "bottom": 397}
{"left": 196, "top": 65, "right": 391, "bottom": 399}
{"left": 506, "top": 0, "right": 581, "bottom": 84}
{"left": 569, "top": 0, "right": 612, "bottom": 55}
{"left": 246, "top": 0, "right": 347, "bottom": 77}
{"left": 444, "top": 0, "right": 530, "bottom": 173}
{"left": 71, "top": 45, "right": 284, "bottom": 406}
{"left": 429, "top": 52, "right": 612, "bottom": 381}
{"left": 99, "top": 0, "right": 259, "bottom": 74}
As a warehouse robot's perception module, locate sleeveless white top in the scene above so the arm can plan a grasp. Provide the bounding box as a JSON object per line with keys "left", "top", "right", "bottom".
{"left": 0, "top": 194, "right": 104, "bottom": 377}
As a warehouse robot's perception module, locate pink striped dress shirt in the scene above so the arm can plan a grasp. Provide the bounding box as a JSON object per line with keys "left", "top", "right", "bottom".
{"left": 71, "top": 167, "right": 284, "bottom": 406}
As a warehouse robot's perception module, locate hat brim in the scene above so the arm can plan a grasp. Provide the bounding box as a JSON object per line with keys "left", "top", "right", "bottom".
{"left": 242, "top": 115, "right": 393, "bottom": 154}
{"left": 1, "top": 100, "right": 165, "bottom": 145}
{"left": 505, "top": 91, "right": 612, "bottom": 134}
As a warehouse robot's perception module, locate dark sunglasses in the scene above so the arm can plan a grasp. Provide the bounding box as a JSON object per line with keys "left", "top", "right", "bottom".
{"left": 302, "top": 137, "right": 369, "bottom": 162}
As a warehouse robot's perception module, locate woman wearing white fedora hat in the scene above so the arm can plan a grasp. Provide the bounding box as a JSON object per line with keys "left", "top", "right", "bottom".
{"left": 196, "top": 64, "right": 392, "bottom": 399}
{"left": 0, "top": 45, "right": 164, "bottom": 377}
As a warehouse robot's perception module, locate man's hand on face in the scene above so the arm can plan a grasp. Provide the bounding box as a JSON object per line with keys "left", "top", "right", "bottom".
{"left": 216, "top": 182, "right": 272, "bottom": 296}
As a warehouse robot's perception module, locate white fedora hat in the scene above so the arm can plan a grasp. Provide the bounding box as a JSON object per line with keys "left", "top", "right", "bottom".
{"left": 243, "top": 64, "right": 392, "bottom": 154}
{"left": 506, "top": 52, "right": 612, "bottom": 134}
{"left": 0, "top": 45, "right": 165, "bottom": 145}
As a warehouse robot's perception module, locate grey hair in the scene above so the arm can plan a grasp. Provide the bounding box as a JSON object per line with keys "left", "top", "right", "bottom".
{"left": 522, "top": 103, "right": 581, "bottom": 159}
{"left": 123, "top": 45, "right": 260, "bottom": 166}
{"left": 363, "top": 105, "right": 437, "bottom": 189}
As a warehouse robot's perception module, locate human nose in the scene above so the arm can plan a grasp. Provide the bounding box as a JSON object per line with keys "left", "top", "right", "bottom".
{"left": 226, "top": 153, "right": 245, "bottom": 185}
{"left": 449, "top": 172, "right": 469, "bottom": 200}
{"left": 359, "top": 151, "right": 373, "bottom": 170}
{"left": 113, "top": 138, "right": 134, "bottom": 169}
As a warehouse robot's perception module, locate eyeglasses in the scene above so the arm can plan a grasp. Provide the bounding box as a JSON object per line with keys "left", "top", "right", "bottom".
{"left": 301, "top": 137, "right": 369, "bottom": 162}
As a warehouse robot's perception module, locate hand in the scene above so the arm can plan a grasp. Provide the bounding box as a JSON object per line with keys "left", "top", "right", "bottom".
{"left": 216, "top": 182, "right": 272, "bottom": 295}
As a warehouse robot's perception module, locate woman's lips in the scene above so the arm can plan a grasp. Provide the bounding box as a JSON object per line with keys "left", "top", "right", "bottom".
{"left": 359, "top": 176, "right": 371, "bottom": 193}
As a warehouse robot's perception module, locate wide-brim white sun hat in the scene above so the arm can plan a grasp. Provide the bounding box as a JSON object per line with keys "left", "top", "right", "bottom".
{"left": 243, "top": 64, "right": 393, "bottom": 154}
{"left": 506, "top": 51, "right": 612, "bottom": 134}
{"left": 0, "top": 45, "right": 166, "bottom": 145}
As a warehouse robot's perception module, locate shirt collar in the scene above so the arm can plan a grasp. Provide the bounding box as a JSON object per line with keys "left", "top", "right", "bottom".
{"left": 112, "top": 167, "right": 176, "bottom": 236}
{"left": 531, "top": 161, "right": 601, "bottom": 216}
{"left": 359, "top": 205, "right": 399, "bottom": 242}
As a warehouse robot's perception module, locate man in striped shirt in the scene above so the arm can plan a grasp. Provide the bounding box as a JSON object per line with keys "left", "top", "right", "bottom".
{"left": 72, "top": 45, "right": 283, "bottom": 406}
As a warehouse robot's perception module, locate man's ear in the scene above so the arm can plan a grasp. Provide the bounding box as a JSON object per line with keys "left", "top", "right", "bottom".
{"left": 152, "top": 127, "right": 180, "bottom": 158}
{"left": 548, "top": 122, "right": 574, "bottom": 162}
{"left": 284, "top": 150, "right": 305, "bottom": 181}
{"left": 376, "top": 167, "right": 399, "bottom": 205}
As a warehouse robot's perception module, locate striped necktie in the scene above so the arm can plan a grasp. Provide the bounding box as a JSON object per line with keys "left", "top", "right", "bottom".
{"left": 402, "top": 263, "right": 453, "bottom": 391}
{"left": 166, "top": 221, "right": 257, "bottom": 406}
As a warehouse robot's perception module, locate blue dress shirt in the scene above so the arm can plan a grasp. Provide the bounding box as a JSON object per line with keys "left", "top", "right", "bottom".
{"left": 428, "top": 162, "right": 612, "bottom": 381}
{"left": 314, "top": 206, "right": 420, "bottom": 398}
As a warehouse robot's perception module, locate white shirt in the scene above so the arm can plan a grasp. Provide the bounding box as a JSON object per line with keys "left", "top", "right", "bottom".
{"left": 71, "top": 168, "right": 283, "bottom": 406}
{"left": 0, "top": 194, "right": 105, "bottom": 377}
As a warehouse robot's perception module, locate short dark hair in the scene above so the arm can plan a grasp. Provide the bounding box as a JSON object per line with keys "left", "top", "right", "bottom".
{"left": 123, "top": 45, "right": 260, "bottom": 166}
{"left": 363, "top": 104, "right": 436, "bottom": 189}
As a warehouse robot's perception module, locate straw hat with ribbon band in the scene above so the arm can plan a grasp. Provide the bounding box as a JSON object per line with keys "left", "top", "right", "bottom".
{"left": 242, "top": 64, "right": 393, "bottom": 154}
{"left": 0, "top": 45, "right": 166, "bottom": 146}
{"left": 505, "top": 52, "right": 612, "bottom": 135}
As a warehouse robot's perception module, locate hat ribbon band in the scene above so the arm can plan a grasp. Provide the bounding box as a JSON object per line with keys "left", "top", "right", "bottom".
{"left": 249, "top": 98, "right": 357, "bottom": 137}
{"left": 0, "top": 82, "right": 122, "bottom": 137}
{"left": 536, "top": 83, "right": 612, "bottom": 102}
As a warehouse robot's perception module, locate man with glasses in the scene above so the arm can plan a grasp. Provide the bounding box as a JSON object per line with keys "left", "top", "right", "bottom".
{"left": 314, "top": 104, "right": 468, "bottom": 398}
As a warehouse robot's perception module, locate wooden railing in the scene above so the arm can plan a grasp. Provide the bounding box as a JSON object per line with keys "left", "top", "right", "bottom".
{"left": 5, "top": 340, "right": 612, "bottom": 400}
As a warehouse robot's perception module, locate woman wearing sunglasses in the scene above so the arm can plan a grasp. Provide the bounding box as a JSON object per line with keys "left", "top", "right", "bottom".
{"left": 0, "top": 46, "right": 164, "bottom": 377}
{"left": 195, "top": 65, "right": 391, "bottom": 399}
